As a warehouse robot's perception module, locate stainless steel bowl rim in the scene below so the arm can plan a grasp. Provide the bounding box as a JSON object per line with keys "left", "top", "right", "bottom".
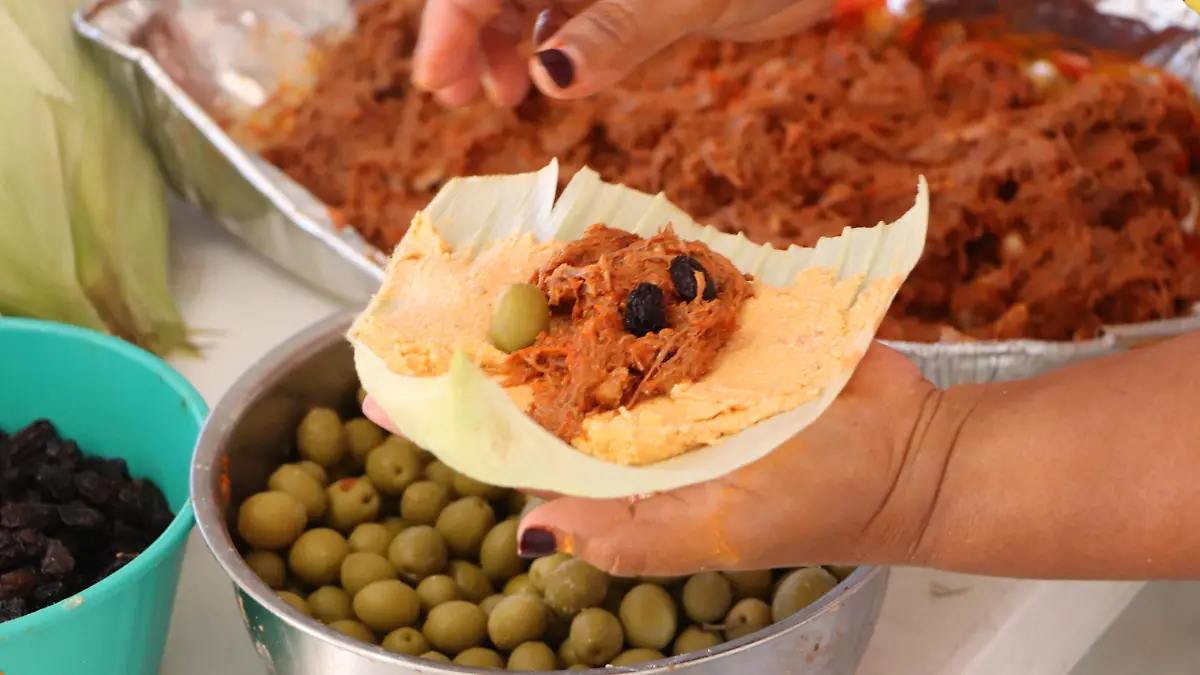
{"left": 192, "top": 310, "right": 884, "bottom": 673}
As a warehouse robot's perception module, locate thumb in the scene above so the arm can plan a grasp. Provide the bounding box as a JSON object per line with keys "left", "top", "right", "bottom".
{"left": 517, "top": 484, "right": 752, "bottom": 576}
{"left": 530, "top": 0, "right": 715, "bottom": 98}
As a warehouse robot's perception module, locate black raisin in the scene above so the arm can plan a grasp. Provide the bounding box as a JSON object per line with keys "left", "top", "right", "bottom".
{"left": 624, "top": 283, "right": 668, "bottom": 337}
{"left": 0, "top": 596, "right": 28, "bottom": 621}
{"left": 36, "top": 464, "right": 75, "bottom": 501}
{"left": 75, "top": 471, "right": 117, "bottom": 505}
{"left": 14, "top": 529, "right": 45, "bottom": 559}
{"left": 32, "top": 580, "right": 69, "bottom": 607}
{"left": 0, "top": 502, "right": 58, "bottom": 529}
{"left": 0, "top": 530, "right": 21, "bottom": 572}
{"left": 0, "top": 568, "right": 37, "bottom": 599}
{"left": 669, "top": 255, "right": 717, "bottom": 301}
{"left": 40, "top": 540, "right": 75, "bottom": 577}
{"left": 98, "top": 555, "right": 133, "bottom": 580}
{"left": 59, "top": 502, "right": 106, "bottom": 530}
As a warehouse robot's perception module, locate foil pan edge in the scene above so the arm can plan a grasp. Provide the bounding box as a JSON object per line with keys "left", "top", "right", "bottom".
{"left": 73, "top": 0, "right": 386, "bottom": 308}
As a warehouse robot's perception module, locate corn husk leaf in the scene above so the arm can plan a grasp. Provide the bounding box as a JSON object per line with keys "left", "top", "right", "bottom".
{"left": 0, "top": 0, "right": 193, "bottom": 356}
{"left": 352, "top": 161, "right": 929, "bottom": 498}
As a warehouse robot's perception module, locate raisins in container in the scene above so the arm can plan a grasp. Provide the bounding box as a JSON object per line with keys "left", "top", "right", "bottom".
{"left": 0, "top": 419, "right": 175, "bottom": 623}
{"left": 624, "top": 283, "right": 669, "bottom": 337}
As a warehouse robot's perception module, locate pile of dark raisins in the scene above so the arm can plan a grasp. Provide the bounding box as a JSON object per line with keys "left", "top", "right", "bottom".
{"left": 0, "top": 420, "right": 175, "bottom": 623}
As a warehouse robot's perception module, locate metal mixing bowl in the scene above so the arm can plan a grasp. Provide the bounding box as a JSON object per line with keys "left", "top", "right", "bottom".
{"left": 192, "top": 311, "right": 891, "bottom": 675}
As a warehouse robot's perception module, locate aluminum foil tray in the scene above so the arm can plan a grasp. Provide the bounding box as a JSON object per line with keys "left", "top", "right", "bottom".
{"left": 74, "top": 0, "right": 1200, "bottom": 388}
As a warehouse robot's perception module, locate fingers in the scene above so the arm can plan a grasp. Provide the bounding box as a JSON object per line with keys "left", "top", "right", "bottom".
{"left": 413, "top": 0, "right": 504, "bottom": 93}
{"left": 361, "top": 396, "right": 402, "bottom": 435}
{"left": 518, "top": 482, "right": 757, "bottom": 576}
{"left": 479, "top": 23, "right": 532, "bottom": 106}
{"left": 529, "top": 0, "right": 715, "bottom": 98}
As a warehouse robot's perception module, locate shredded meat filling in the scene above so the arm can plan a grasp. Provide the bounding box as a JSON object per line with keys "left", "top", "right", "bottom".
{"left": 505, "top": 225, "right": 753, "bottom": 442}
{"left": 259, "top": 0, "right": 1200, "bottom": 342}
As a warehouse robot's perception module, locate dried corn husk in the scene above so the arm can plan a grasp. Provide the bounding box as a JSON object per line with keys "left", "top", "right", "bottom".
{"left": 0, "top": 0, "right": 192, "bottom": 356}
{"left": 352, "top": 161, "right": 929, "bottom": 498}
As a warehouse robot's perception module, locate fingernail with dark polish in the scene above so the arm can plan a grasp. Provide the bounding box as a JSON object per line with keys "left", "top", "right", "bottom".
{"left": 518, "top": 528, "right": 557, "bottom": 558}
{"left": 536, "top": 49, "right": 574, "bottom": 90}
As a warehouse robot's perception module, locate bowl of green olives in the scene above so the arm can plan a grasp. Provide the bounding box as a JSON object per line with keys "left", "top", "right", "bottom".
{"left": 192, "top": 312, "right": 890, "bottom": 675}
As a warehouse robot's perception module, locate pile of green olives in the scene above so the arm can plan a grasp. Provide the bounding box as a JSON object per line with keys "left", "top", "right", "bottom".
{"left": 235, "top": 399, "right": 857, "bottom": 670}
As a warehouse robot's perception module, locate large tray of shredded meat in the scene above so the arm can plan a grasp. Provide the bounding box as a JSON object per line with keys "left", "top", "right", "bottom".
{"left": 74, "top": 0, "right": 1200, "bottom": 387}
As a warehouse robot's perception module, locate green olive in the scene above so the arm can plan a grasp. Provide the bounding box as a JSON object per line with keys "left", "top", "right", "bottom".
{"left": 325, "top": 477, "right": 381, "bottom": 532}
{"left": 245, "top": 550, "right": 287, "bottom": 589}
{"left": 237, "top": 491, "right": 307, "bottom": 550}
{"left": 771, "top": 567, "right": 838, "bottom": 622}
{"left": 381, "top": 626, "right": 430, "bottom": 656}
{"left": 423, "top": 600, "right": 487, "bottom": 655}
{"left": 340, "top": 552, "right": 396, "bottom": 597}
{"left": 347, "top": 522, "right": 393, "bottom": 556}
{"left": 825, "top": 565, "right": 857, "bottom": 581}
{"left": 381, "top": 517, "right": 409, "bottom": 538}
{"left": 421, "top": 651, "right": 451, "bottom": 663}
{"left": 507, "top": 641, "right": 558, "bottom": 670}
{"left": 297, "top": 407, "right": 347, "bottom": 467}
{"left": 293, "top": 460, "right": 329, "bottom": 486}
{"left": 673, "top": 626, "right": 722, "bottom": 655}
{"left": 487, "top": 593, "right": 548, "bottom": 650}
{"left": 416, "top": 574, "right": 461, "bottom": 612}
{"left": 504, "top": 573, "right": 538, "bottom": 596}
{"left": 528, "top": 553, "right": 571, "bottom": 593}
{"left": 481, "top": 519, "right": 525, "bottom": 582}
{"left": 618, "top": 583, "right": 677, "bottom": 650}
{"left": 277, "top": 591, "right": 311, "bottom": 617}
{"left": 435, "top": 496, "right": 496, "bottom": 557}
{"left": 612, "top": 648, "right": 665, "bottom": 666}
{"left": 480, "top": 594, "right": 505, "bottom": 617}
{"left": 388, "top": 525, "right": 449, "bottom": 582}
{"left": 344, "top": 417, "right": 386, "bottom": 464}
{"left": 682, "top": 571, "right": 734, "bottom": 624}
{"left": 567, "top": 608, "right": 624, "bottom": 667}
{"left": 448, "top": 560, "right": 494, "bottom": 603}
{"left": 288, "top": 528, "right": 349, "bottom": 586}
{"left": 723, "top": 598, "right": 772, "bottom": 641}
{"left": 489, "top": 282, "right": 551, "bottom": 353}
{"left": 365, "top": 438, "right": 424, "bottom": 495}
{"left": 352, "top": 579, "right": 420, "bottom": 633}
{"left": 507, "top": 490, "right": 528, "bottom": 515}
{"left": 423, "top": 460, "right": 457, "bottom": 488}
{"left": 545, "top": 558, "right": 609, "bottom": 617}
{"left": 452, "top": 473, "right": 508, "bottom": 500}
{"left": 400, "top": 480, "right": 452, "bottom": 525}
{"left": 454, "top": 647, "right": 504, "bottom": 668}
{"left": 329, "top": 619, "right": 377, "bottom": 644}
{"left": 308, "top": 585, "right": 354, "bottom": 624}
{"left": 721, "top": 570, "right": 774, "bottom": 601}
{"left": 267, "top": 464, "right": 329, "bottom": 520}
{"left": 558, "top": 640, "right": 582, "bottom": 667}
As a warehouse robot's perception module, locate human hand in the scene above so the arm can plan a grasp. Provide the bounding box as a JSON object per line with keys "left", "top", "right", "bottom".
{"left": 364, "top": 342, "right": 942, "bottom": 576}
{"left": 411, "top": 0, "right": 840, "bottom": 106}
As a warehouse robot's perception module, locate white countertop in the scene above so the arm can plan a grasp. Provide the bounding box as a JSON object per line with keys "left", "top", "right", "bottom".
{"left": 160, "top": 202, "right": 1145, "bottom": 675}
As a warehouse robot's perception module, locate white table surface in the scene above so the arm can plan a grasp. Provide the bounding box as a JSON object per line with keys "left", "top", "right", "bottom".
{"left": 161, "top": 201, "right": 1145, "bottom": 675}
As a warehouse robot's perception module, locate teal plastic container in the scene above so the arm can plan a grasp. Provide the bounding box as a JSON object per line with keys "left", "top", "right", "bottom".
{"left": 0, "top": 318, "right": 207, "bottom": 675}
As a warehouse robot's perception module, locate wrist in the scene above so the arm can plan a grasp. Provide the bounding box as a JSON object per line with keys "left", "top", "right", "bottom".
{"left": 880, "top": 382, "right": 990, "bottom": 567}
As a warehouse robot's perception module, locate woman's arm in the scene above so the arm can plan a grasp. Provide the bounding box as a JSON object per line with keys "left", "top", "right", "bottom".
{"left": 910, "top": 330, "right": 1200, "bottom": 578}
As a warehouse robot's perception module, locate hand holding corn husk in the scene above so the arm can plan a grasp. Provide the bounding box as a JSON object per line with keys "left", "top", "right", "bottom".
{"left": 0, "top": 0, "right": 192, "bottom": 356}
{"left": 351, "top": 162, "right": 929, "bottom": 498}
